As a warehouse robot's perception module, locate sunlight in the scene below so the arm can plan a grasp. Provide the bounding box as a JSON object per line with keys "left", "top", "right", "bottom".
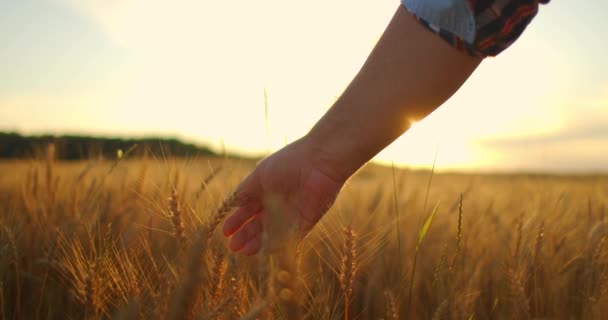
{"left": 81, "top": 0, "right": 575, "bottom": 171}
{"left": 2, "top": 0, "right": 607, "bottom": 171}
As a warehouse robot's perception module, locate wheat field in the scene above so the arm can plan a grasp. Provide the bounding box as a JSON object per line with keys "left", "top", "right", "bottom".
{"left": 1, "top": 150, "right": 607, "bottom": 319}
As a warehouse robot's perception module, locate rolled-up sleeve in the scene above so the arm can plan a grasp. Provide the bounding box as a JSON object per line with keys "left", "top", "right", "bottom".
{"left": 401, "top": 0, "right": 550, "bottom": 57}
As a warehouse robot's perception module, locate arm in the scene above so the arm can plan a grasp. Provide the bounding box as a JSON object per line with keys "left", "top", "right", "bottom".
{"left": 307, "top": 5, "right": 482, "bottom": 183}
{"left": 223, "top": 5, "right": 482, "bottom": 255}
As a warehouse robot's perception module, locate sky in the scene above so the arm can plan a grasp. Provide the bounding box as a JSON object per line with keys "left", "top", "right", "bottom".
{"left": 1, "top": 0, "right": 607, "bottom": 172}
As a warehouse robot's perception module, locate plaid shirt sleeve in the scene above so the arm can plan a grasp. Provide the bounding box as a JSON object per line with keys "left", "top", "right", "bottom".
{"left": 402, "top": 0, "right": 550, "bottom": 57}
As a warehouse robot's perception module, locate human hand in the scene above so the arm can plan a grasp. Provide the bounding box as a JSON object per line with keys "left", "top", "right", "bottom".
{"left": 222, "top": 137, "right": 346, "bottom": 255}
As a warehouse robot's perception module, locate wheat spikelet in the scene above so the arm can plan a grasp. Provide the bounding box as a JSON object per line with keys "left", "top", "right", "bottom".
{"left": 592, "top": 235, "right": 607, "bottom": 263}
{"left": 339, "top": 225, "right": 358, "bottom": 320}
{"left": 274, "top": 268, "right": 301, "bottom": 318}
{"left": 506, "top": 267, "right": 530, "bottom": 320}
{"left": 209, "top": 250, "right": 228, "bottom": 310}
{"left": 589, "top": 234, "right": 608, "bottom": 302}
{"left": 513, "top": 215, "right": 524, "bottom": 259}
{"left": 168, "top": 189, "right": 186, "bottom": 245}
{"left": 433, "top": 243, "right": 449, "bottom": 288}
{"left": 598, "top": 268, "right": 608, "bottom": 301}
{"left": 589, "top": 221, "right": 606, "bottom": 255}
{"left": 207, "top": 296, "right": 232, "bottom": 320}
{"left": 226, "top": 275, "right": 244, "bottom": 319}
{"left": 271, "top": 240, "right": 305, "bottom": 320}
{"left": 530, "top": 220, "right": 546, "bottom": 316}
{"left": 533, "top": 221, "right": 545, "bottom": 267}
{"left": 384, "top": 290, "right": 399, "bottom": 320}
{"left": 226, "top": 258, "right": 246, "bottom": 320}
{"left": 431, "top": 299, "right": 449, "bottom": 320}
{"left": 239, "top": 300, "right": 270, "bottom": 320}
{"left": 451, "top": 193, "right": 463, "bottom": 270}
{"left": 207, "top": 191, "right": 237, "bottom": 241}
{"left": 194, "top": 166, "right": 222, "bottom": 199}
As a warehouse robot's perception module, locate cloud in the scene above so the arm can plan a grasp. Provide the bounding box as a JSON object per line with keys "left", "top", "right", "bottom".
{"left": 474, "top": 95, "right": 608, "bottom": 172}
{"left": 481, "top": 118, "right": 608, "bottom": 148}
{"left": 479, "top": 92, "right": 608, "bottom": 147}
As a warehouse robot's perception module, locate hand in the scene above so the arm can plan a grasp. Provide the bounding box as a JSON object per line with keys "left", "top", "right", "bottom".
{"left": 222, "top": 137, "right": 346, "bottom": 255}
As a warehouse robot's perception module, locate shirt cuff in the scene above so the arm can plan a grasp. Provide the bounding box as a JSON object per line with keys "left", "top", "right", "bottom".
{"left": 401, "top": 0, "right": 483, "bottom": 57}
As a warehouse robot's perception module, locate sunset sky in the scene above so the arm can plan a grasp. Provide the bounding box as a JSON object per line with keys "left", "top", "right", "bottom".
{"left": 1, "top": 0, "right": 607, "bottom": 172}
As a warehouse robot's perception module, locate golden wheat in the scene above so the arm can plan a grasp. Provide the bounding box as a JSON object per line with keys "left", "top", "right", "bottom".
{"left": 0, "top": 159, "right": 606, "bottom": 319}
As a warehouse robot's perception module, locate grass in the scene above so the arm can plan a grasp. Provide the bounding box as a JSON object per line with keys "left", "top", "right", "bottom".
{"left": 0, "top": 152, "right": 607, "bottom": 319}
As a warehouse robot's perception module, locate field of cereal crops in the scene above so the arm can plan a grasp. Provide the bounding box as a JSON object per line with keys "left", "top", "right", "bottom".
{"left": 1, "top": 153, "right": 607, "bottom": 319}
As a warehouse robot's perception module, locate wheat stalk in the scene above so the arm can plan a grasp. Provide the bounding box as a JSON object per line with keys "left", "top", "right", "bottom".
{"left": 167, "top": 226, "right": 209, "bottom": 320}
{"left": 45, "top": 143, "right": 55, "bottom": 196}
{"left": 84, "top": 265, "right": 99, "bottom": 319}
{"left": 339, "top": 225, "right": 358, "bottom": 320}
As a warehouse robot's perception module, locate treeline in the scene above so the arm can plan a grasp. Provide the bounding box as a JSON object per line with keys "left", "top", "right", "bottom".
{"left": 0, "top": 132, "right": 218, "bottom": 160}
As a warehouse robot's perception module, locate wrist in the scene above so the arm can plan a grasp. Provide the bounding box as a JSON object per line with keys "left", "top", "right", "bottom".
{"left": 300, "top": 129, "right": 362, "bottom": 184}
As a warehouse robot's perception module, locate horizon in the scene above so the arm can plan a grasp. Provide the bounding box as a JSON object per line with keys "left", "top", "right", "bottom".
{"left": 4, "top": 131, "right": 608, "bottom": 176}
{"left": 2, "top": 1, "right": 607, "bottom": 173}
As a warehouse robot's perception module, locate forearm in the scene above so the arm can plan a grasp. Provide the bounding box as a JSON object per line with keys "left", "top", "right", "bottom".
{"left": 305, "top": 6, "right": 481, "bottom": 182}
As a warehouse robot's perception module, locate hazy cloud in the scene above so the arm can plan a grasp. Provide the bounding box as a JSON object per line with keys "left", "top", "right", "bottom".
{"left": 476, "top": 100, "right": 608, "bottom": 172}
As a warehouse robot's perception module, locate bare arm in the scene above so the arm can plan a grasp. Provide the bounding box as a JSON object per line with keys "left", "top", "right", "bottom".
{"left": 307, "top": 5, "right": 482, "bottom": 182}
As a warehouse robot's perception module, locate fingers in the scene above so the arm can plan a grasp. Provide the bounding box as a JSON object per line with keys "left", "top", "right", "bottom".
{"left": 223, "top": 203, "right": 262, "bottom": 236}
{"left": 241, "top": 234, "right": 262, "bottom": 256}
{"left": 229, "top": 214, "right": 263, "bottom": 252}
